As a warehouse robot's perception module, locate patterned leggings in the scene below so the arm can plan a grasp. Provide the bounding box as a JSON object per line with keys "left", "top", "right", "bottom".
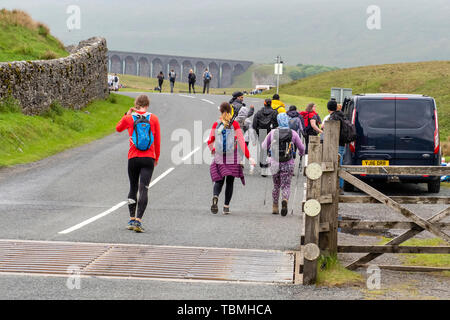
{"left": 272, "top": 162, "right": 294, "bottom": 204}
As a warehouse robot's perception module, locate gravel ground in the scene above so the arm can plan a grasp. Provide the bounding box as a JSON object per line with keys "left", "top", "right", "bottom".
{"left": 336, "top": 181, "right": 450, "bottom": 299}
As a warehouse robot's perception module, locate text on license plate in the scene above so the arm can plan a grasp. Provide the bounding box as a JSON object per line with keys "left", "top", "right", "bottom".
{"left": 362, "top": 160, "right": 389, "bottom": 166}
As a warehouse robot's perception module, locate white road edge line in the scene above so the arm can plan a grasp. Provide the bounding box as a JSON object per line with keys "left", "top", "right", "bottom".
{"left": 201, "top": 99, "right": 215, "bottom": 105}
{"left": 58, "top": 201, "right": 128, "bottom": 234}
{"left": 182, "top": 147, "right": 201, "bottom": 162}
{"left": 58, "top": 167, "right": 176, "bottom": 234}
{"left": 179, "top": 94, "right": 195, "bottom": 99}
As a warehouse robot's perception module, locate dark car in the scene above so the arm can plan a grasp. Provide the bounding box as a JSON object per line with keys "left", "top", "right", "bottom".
{"left": 342, "top": 94, "right": 441, "bottom": 193}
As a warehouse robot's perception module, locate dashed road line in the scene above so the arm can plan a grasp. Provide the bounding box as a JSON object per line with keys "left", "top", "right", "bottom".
{"left": 201, "top": 99, "right": 215, "bottom": 105}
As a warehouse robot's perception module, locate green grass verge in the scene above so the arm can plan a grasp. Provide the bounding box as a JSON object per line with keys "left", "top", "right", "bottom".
{"left": 0, "top": 93, "right": 134, "bottom": 167}
{"left": 379, "top": 237, "right": 450, "bottom": 272}
{"left": 316, "top": 254, "right": 364, "bottom": 287}
{"left": 118, "top": 74, "right": 251, "bottom": 96}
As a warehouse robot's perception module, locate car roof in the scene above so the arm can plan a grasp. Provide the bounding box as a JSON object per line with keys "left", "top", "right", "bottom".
{"left": 355, "top": 93, "right": 432, "bottom": 99}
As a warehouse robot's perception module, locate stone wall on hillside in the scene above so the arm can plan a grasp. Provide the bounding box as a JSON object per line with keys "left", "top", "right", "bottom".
{"left": 0, "top": 37, "right": 109, "bottom": 115}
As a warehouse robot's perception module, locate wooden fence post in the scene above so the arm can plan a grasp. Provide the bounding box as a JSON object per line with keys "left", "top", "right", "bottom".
{"left": 302, "top": 136, "right": 322, "bottom": 285}
{"left": 319, "top": 120, "right": 340, "bottom": 254}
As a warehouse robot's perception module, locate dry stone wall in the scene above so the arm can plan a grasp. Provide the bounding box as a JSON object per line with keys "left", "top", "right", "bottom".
{"left": 0, "top": 37, "right": 109, "bottom": 115}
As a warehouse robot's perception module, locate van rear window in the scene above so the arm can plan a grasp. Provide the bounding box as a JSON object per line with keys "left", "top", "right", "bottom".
{"left": 357, "top": 100, "right": 395, "bottom": 129}
{"left": 396, "top": 100, "right": 434, "bottom": 129}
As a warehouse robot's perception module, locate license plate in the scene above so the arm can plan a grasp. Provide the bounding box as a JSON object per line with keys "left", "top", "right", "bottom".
{"left": 362, "top": 160, "right": 389, "bottom": 166}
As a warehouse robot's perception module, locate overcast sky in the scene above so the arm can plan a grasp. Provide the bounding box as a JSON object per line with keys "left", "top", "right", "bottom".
{"left": 2, "top": 0, "right": 450, "bottom": 67}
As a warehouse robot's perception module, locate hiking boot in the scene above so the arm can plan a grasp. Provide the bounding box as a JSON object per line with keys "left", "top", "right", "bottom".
{"left": 272, "top": 203, "right": 279, "bottom": 215}
{"left": 223, "top": 206, "right": 231, "bottom": 215}
{"left": 127, "top": 219, "right": 136, "bottom": 230}
{"left": 281, "top": 199, "right": 288, "bottom": 217}
{"left": 339, "top": 188, "right": 345, "bottom": 195}
{"left": 134, "top": 221, "right": 145, "bottom": 233}
{"left": 211, "top": 196, "right": 219, "bottom": 214}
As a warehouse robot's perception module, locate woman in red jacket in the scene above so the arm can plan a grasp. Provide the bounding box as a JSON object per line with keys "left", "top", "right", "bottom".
{"left": 116, "top": 94, "right": 161, "bottom": 233}
{"left": 207, "top": 102, "right": 256, "bottom": 215}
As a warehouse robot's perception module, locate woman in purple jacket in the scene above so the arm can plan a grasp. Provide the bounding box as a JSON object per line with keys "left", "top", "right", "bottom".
{"left": 262, "top": 113, "right": 305, "bottom": 216}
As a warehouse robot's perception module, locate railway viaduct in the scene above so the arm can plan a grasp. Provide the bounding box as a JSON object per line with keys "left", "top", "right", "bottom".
{"left": 107, "top": 50, "right": 253, "bottom": 88}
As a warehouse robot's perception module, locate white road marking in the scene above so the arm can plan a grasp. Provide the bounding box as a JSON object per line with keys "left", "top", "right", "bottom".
{"left": 58, "top": 167, "right": 175, "bottom": 234}
{"left": 181, "top": 147, "right": 201, "bottom": 162}
{"left": 58, "top": 201, "right": 128, "bottom": 234}
{"left": 201, "top": 99, "right": 215, "bottom": 105}
{"left": 179, "top": 94, "right": 196, "bottom": 99}
{"left": 147, "top": 167, "right": 175, "bottom": 189}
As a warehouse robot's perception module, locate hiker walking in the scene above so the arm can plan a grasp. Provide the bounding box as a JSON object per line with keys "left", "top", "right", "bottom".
{"left": 271, "top": 94, "right": 286, "bottom": 114}
{"left": 323, "top": 99, "right": 356, "bottom": 194}
{"left": 262, "top": 113, "right": 305, "bottom": 216}
{"left": 287, "top": 105, "right": 305, "bottom": 165}
{"left": 230, "top": 91, "right": 255, "bottom": 140}
{"left": 157, "top": 71, "right": 164, "bottom": 92}
{"left": 116, "top": 94, "right": 161, "bottom": 233}
{"left": 169, "top": 69, "right": 176, "bottom": 93}
{"left": 300, "top": 103, "right": 322, "bottom": 154}
{"left": 207, "top": 102, "right": 256, "bottom": 215}
{"left": 252, "top": 99, "right": 278, "bottom": 177}
{"left": 203, "top": 68, "right": 212, "bottom": 94}
{"left": 188, "top": 69, "right": 196, "bottom": 94}
{"left": 114, "top": 74, "right": 120, "bottom": 91}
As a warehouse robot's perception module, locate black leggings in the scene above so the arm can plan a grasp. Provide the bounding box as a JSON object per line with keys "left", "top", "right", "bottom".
{"left": 213, "top": 176, "right": 235, "bottom": 206}
{"left": 128, "top": 157, "right": 155, "bottom": 219}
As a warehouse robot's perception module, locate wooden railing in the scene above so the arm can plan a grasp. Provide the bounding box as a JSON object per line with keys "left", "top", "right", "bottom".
{"left": 297, "top": 120, "right": 450, "bottom": 285}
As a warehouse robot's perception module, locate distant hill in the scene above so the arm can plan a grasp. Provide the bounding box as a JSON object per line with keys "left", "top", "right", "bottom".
{"left": 0, "top": 9, "right": 68, "bottom": 62}
{"left": 272, "top": 60, "right": 450, "bottom": 153}
{"left": 232, "top": 63, "right": 338, "bottom": 88}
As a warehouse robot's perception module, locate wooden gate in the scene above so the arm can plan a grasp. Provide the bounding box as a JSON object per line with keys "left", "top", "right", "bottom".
{"left": 298, "top": 120, "right": 450, "bottom": 284}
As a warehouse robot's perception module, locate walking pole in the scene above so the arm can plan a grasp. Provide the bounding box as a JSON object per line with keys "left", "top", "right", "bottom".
{"left": 290, "top": 154, "right": 302, "bottom": 215}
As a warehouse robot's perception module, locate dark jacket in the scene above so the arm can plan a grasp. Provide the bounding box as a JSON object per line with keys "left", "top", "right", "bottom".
{"left": 329, "top": 110, "right": 347, "bottom": 146}
{"left": 287, "top": 110, "right": 304, "bottom": 136}
{"left": 188, "top": 73, "right": 196, "bottom": 83}
{"left": 252, "top": 106, "right": 278, "bottom": 136}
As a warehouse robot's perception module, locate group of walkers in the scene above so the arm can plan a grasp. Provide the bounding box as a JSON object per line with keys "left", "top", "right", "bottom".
{"left": 155, "top": 68, "right": 213, "bottom": 94}
{"left": 116, "top": 92, "right": 352, "bottom": 233}
{"left": 207, "top": 93, "right": 353, "bottom": 216}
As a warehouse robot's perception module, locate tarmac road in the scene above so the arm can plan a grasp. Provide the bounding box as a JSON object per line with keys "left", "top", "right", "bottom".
{"left": 0, "top": 92, "right": 447, "bottom": 300}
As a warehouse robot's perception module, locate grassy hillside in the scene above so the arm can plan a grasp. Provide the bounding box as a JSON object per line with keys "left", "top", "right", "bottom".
{"left": 232, "top": 63, "right": 338, "bottom": 88}
{"left": 0, "top": 9, "right": 68, "bottom": 62}
{"left": 270, "top": 61, "right": 450, "bottom": 156}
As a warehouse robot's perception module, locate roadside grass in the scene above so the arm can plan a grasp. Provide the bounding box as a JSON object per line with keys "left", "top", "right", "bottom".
{"left": 118, "top": 74, "right": 251, "bottom": 96}
{"left": 264, "top": 60, "right": 450, "bottom": 142}
{"left": 0, "top": 93, "right": 133, "bottom": 167}
{"left": 316, "top": 254, "right": 364, "bottom": 287}
{"left": 0, "top": 9, "right": 67, "bottom": 62}
{"left": 379, "top": 237, "right": 450, "bottom": 274}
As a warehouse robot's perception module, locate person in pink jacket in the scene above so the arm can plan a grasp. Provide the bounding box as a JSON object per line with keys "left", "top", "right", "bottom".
{"left": 262, "top": 113, "right": 305, "bottom": 216}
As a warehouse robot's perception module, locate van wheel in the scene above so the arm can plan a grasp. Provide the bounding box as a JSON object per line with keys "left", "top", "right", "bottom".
{"left": 343, "top": 181, "right": 354, "bottom": 192}
{"left": 427, "top": 180, "right": 441, "bottom": 193}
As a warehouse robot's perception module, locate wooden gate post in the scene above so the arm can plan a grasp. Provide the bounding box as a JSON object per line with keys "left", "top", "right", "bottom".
{"left": 319, "top": 120, "right": 340, "bottom": 254}
{"left": 302, "top": 136, "right": 322, "bottom": 285}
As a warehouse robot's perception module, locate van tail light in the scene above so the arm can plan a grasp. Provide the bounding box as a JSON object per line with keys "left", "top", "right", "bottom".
{"left": 349, "top": 108, "right": 356, "bottom": 153}
{"left": 434, "top": 109, "right": 439, "bottom": 154}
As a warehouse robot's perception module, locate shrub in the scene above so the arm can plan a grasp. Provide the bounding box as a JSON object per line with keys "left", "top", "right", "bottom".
{"left": 108, "top": 94, "right": 117, "bottom": 104}
{"left": 40, "top": 101, "right": 65, "bottom": 119}
{"left": 0, "top": 96, "right": 22, "bottom": 113}
{"left": 39, "top": 50, "right": 58, "bottom": 60}
{"left": 37, "top": 23, "right": 50, "bottom": 37}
